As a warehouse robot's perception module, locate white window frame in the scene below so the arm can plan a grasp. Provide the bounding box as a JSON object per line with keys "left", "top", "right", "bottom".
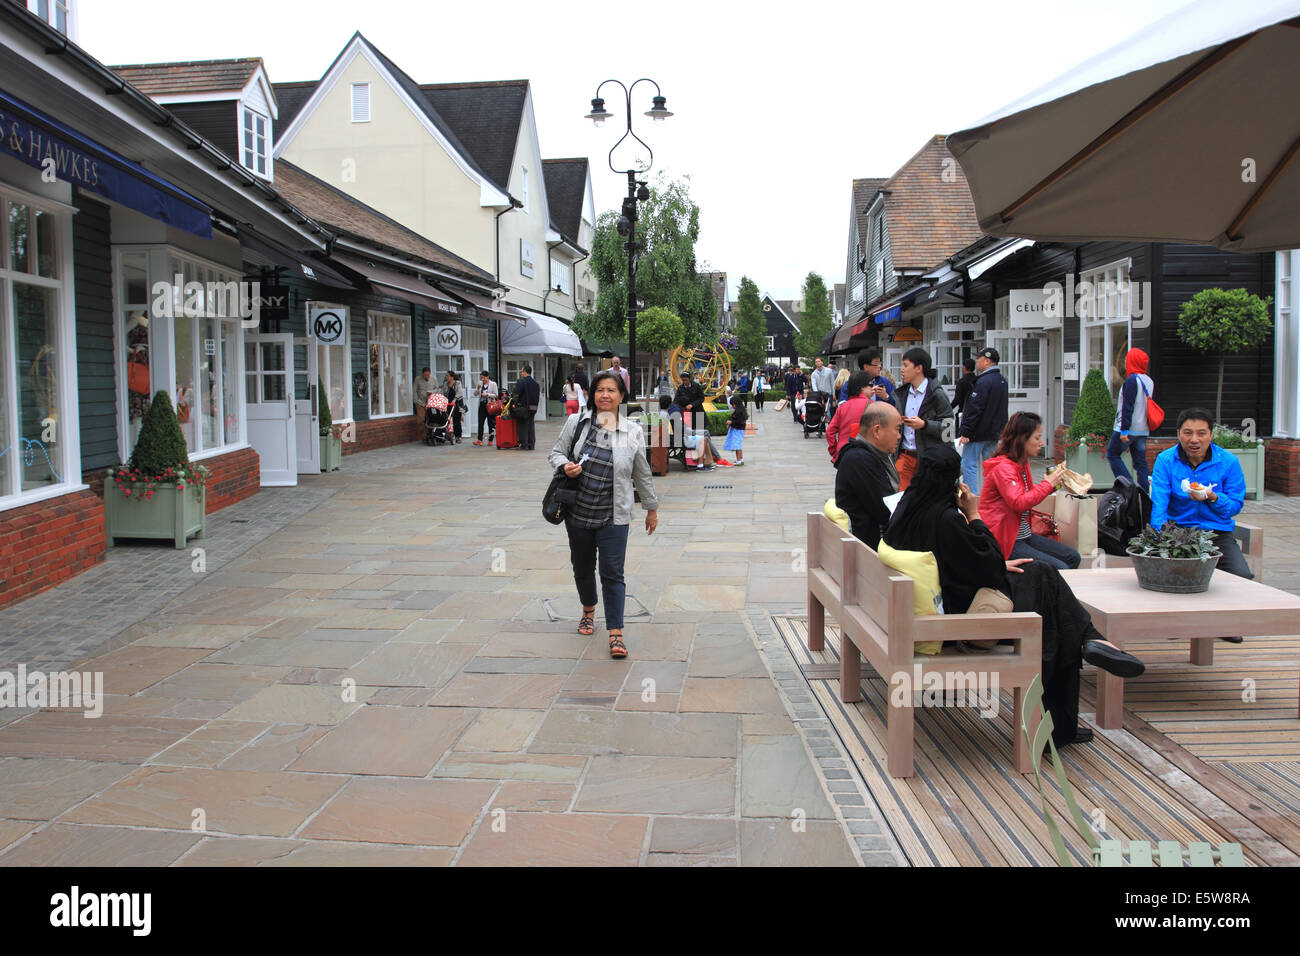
{"left": 351, "top": 82, "right": 371, "bottom": 123}
{"left": 1274, "top": 250, "right": 1298, "bottom": 438}
{"left": 1079, "top": 259, "right": 1133, "bottom": 398}
{"left": 549, "top": 256, "right": 571, "bottom": 295}
{"left": 366, "top": 309, "right": 412, "bottom": 419}
{"left": 309, "top": 300, "right": 352, "bottom": 425}
{"left": 0, "top": 185, "right": 80, "bottom": 512}
{"left": 765, "top": 335, "right": 775, "bottom": 352}
{"left": 240, "top": 106, "right": 270, "bottom": 180}
{"left": 29, "top": 0, "right": 74, "bottom": 39}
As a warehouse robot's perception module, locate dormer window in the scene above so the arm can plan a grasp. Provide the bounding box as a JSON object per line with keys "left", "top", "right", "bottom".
{"left": 29, "top": 0, "right": 71, "bottom": 36}
{"left": 241, "top": 107, "right": 270, "bottom": 179}
{"left": 351, "top": 83, "right": 371, "bottom": 123}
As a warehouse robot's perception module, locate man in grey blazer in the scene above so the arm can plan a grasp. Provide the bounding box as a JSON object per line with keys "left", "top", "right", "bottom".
{"left": 892, "top": 346, "right": 956, "bottom": 491}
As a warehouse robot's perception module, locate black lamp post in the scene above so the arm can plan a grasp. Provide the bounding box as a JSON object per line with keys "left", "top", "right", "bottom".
{"left": 585, "top": 79, "right": 672, "bottom": 405}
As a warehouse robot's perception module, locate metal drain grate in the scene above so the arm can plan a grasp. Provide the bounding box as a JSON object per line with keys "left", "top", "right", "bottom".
{"left": 702, "top": 484, "right": 733, "bottom": 489}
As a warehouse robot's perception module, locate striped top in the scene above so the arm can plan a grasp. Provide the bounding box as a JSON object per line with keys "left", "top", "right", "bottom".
{"left": 569, "top": 422, "right": 616, "bottom": 529}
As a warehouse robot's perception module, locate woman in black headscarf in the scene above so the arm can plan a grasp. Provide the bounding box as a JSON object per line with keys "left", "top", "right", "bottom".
{"left": 884, "top": 445, "right": 1145, "bottom": 747}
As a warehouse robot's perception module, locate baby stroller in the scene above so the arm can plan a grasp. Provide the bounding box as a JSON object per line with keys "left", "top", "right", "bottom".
{"left": 802, "top": 391, "right": 829, "bottom": 439}
{"left": 425, "top": 392, "right": 455, "bottom": 446}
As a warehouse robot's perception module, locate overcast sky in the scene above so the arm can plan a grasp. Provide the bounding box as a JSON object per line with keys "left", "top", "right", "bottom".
{"left": 82, "top": 0, "right": 1193, "bottom": 301}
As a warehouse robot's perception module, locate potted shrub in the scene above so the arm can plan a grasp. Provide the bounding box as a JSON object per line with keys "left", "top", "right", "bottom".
{"left": 1065, "top": 368, "right": 1117, "bottom": 489}
{"left": 319, "top": 377, "right": 342, "bottom": 472}
{"left": 1126, "top": 523, "right": 1221, "bottom": 593}
{"left": 105, "top": 390, "right": 208, "bottom": 549}
{"left": 1176, "top": 287, "right": 1273, "bottom": 424}
{"left": 1212, "top": 424, "right": 1264, "bottom": 500}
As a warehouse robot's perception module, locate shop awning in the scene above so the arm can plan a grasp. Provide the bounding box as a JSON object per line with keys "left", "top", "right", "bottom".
{"left": 819, "top": 327, "right": 839, "bottom": 354}
{"left": 909, "top": 276, "right": 965, "bottom": 311}
{"left": 832, "top": 315, "right": 874, "bottom": 353}
{"left": 0, "top": 87, "right": 212, "bottom": 238}
{"left": 331, "top": 252, "right": 461, "bottom": 315}
{"left": 501, "top": 306, "right": 583, "bottom": 356}
{"left": 239, "top": 225, "right": 354, "bottom": 289}
{"left": 443, "top": 287, "right": 521, "bottom": 323}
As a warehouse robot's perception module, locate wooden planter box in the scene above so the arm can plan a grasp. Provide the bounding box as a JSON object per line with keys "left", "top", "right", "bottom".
{"left": 105, "top": 482, "right": 205, "bottom": 549}
{"left": 321, "top": 434, "right": 342, "bottom": 472}
{"left": 1224, "top": 444, "right": 1265, "bottom": 500}
{"left": 1066, "top": 445, "right": 1115, "bottom": 492}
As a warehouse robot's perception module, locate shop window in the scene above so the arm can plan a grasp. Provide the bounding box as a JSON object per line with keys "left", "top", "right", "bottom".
{"left": 367, "top": 310, "right": 411, "bottom": 418}
{"left": 1, "top": 191, "right": 72, "bottom": 507}
{"left": 1080, "top": 260, "right": 1132, "bottom": 399}
{"left": 312, "top": 302, "right": 351, "bottom": 422}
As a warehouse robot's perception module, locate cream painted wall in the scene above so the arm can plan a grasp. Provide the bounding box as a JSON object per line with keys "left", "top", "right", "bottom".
{"left": 498, "top": 92, "right": 557, "bottom": 316}
{"left": 279, "top": 54, "right": 497, "bottom": 272}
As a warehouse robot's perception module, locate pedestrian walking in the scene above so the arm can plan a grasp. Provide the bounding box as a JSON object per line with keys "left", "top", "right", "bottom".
{"left": 1106, "top": 347, "right": 1156, "bottom": 490}
{"left": 443, "top": 371, "right": 465, "bottom": 444}
{"left": 957, "top": 347, "right": 1009, "bottom": 493}
{"left": 549, "top": 370, "right": 659, "bottom": 659}
{"left": 753, "top": 371, "right": 766, "bottom": 412}
{"left": 512, "top": 365, "right": 541, "bottom": 450}
{"left": 414, "top": 367, "right": 433, "bottom": 430}
{"left": 563, "top": 374, "right": 583, "bottom": 416}
{"left": 474, "top": 370, "right": 498, "bottom": 446}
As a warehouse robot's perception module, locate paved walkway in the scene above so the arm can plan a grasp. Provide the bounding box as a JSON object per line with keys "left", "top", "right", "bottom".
{"left": 0, "top": 410, "right": 905, "bottom": 866}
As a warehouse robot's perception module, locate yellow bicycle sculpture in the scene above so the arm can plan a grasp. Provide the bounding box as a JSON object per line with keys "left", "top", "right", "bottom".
{"left": 668, "top": 344, "right": 733, "bottom": 411}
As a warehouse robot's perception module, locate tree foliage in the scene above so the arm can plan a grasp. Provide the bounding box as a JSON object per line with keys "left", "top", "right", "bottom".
{"left": 1176, "top": 287, "right": 1273, "bottom": 421}
{"left": 129, "top": 390, "right": 191, "bottom": 475}
{"left": 794, "top": 271, "right": 832, "bottom": 361}
{"left": 1068, "top": 368, "right": 1117, "bottom": 441}
{"left": 733, "top": 276, "right": 766, "bottom": 371}
{"left": 572, "top": 174, "right": 716, "bottom": 350}
{"left": 625, "top": 305, "right": 685, "bottom": 353}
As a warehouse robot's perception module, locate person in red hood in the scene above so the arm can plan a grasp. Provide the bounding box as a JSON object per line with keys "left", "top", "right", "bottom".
{"left": 978, "top": 411, "right": 1080, "bottom": 569}
{"left": 1105, "top": 347, "right": 1156, "bottom": 490}
{"left": 825, "top": 371, "right": 872, "bottom": 466}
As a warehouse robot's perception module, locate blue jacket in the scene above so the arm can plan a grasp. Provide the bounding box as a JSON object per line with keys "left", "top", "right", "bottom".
{"left": 958, "top": 366, "right": 1008, "bottom": 442}
{"left": 1149, "top": 443, "right": 1245, "bottom": 533}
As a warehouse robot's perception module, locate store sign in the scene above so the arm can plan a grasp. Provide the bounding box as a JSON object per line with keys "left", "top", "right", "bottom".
{"left": 433, "top": 325, "right": 461, "bottom": 351}
{"left": 434, "top": 300, "right": 459, "bottom": 315}
{"left": 520, "top": 239, "right": 535, "bottom": 278}
{"left": 1009, "top": 289, "right": 1062, "bottom": 330}
{"left": 309, "top": 305, "right": 347, "bottom": 343}
{"left": 1063, "top": 352, "right": 1080, "bottom": 381}
{"left": 939, "top": 307, "right": 984, "bottom": 331}
{"left": 892, "top": 326, "right": 922, "bottom": 343}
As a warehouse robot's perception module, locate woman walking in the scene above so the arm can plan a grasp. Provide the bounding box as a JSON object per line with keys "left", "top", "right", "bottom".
{"left": 549, "top": 370, "right": 659, "bottom": 659}
{"left": 1106, "top": 347, "right": 1155, "bottom": 490}
{"left": 753, "top": 370, "right": 766, "bottom": 413}
{"left": 562, "top": 373, "right": 583, "bottom": 416}
{"left": 884, "top": 445, "right": 1144, "bottom": 747}
{"left": 978, "top": 411, "right": 1079, "bottom": 569}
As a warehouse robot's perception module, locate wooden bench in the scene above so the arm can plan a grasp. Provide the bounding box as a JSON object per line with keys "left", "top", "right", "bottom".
{"left": 806, "top": 512, "right": 1043, "bottom": 777}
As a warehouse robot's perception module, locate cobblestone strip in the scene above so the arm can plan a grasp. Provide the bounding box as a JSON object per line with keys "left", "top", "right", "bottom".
{"left": 743, "top": 604, "right": 908, "bottom": 867}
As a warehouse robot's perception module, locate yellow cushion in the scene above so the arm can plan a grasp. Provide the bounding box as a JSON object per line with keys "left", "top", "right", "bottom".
{"left": 876, "top": 541, "right": 944, "bottom": 655}
{"left": 823, "top": 498, "right": 851, "bottom": 533}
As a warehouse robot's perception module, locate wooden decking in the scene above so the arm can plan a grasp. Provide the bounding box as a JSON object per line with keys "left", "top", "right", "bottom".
{"left": 774, "top": 616, "right": 1300, "bottom": 866}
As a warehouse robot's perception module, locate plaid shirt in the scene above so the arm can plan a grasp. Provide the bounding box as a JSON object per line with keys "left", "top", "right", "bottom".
{"left": 569, "top": 422, "right": 616, "bottom": 529}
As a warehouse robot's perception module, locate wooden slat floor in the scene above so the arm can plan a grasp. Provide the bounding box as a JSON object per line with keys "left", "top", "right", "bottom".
{"left": 774, "top": 616, "right": 1300, "bottom": 867}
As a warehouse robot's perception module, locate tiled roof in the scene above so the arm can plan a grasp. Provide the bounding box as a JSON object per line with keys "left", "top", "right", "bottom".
{"left": 420, "top": 81, "right": 528, "bottom": 193}
{"left": 110, "top": 58, "right": 262, "bottom": 97}
{"left": 853, "top": 177, "right": 887, "bottom": 253}
{"left": 272, "top": 81, "right": 316, "bottom": 130}
{"left": 879, "top": 135, "right": 982, "bottom": 270}
{"left": 542, "top": 158, "right": 588, "bottom": 246}
{"left": 272, "top": 161, "right": 493, "bottom": 282}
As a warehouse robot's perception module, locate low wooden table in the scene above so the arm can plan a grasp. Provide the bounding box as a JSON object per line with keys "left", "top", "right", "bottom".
{"left": 1059, "top": 568, "right": 1300, "bottom": 729}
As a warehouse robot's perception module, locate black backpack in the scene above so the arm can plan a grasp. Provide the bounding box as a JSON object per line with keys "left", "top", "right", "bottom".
{"left": 1096, "top": 476, "right": 1153, "bottom": 556}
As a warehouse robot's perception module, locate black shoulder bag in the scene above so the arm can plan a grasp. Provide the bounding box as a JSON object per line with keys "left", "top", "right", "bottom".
{"left": 543, "top": 418, "right": 588, "bottom": 525}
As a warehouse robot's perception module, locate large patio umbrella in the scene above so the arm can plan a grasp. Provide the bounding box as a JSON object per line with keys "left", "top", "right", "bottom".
{"left": 947, "top": 0, "right": 1300, "bottom": 252}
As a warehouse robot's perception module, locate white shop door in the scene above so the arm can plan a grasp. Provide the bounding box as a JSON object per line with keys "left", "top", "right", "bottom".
{"left": 987, "top": 331, "right": 1047, "bottom": 427}
{"left": 293, "top": 336, "right": 320, "bottom": 475}
{"left": 245, "top": 333, "right": 297, "bottom": 486}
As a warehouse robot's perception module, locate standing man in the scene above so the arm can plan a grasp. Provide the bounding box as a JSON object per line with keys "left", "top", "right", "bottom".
{"left": 957, "top": 346, "right": 1009, "bottom": 493}
{"left": 474, "top": 369, "right": 499, "bottom": 446}
{"left": 573, "top": 363, "right": 590, "bottom": 397}
{"left": 513, "top": 365, "right": 541, "bottom": 450}
{"left": 609, "top": 356, "right": 631, "bottom": 398}
{"left": 809, "top": 357, "right": 835, "bottom": 397}
{"left": 952, "top": 357, "right": 977, "bottom": 430}
{"left": 857, "top": 349, "right": 896, "bottom": 405}
{"left": 834, "top": 402, "right": 903, "bottom": 549}
{"left": 892, "top": 347, "right": 956, "bottom": 491}
{"left": 414, "top": 367, "right": 433, "bottom": 430}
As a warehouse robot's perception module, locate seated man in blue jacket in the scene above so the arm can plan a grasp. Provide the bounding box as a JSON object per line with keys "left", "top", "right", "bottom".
{"left": 1150, "top": 407, "right": 1251, "bottom": 582}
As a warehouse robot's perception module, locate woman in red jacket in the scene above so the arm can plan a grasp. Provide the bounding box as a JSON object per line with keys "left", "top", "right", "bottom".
{"left": 978, "top": 411, "right": 1080, "bottom": 569}
{"left": 825, "top": 371, "right": 871, "bottom": 467}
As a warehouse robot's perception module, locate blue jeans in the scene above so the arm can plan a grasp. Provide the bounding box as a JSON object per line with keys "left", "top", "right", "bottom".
{"left": 1010, "top": 533, "right": 1081, "bottom": 570}
{"left": 961, "top": 439, "right": 996, "bottom": 493}
{"left": 1106, "top": 431, "right": 1148, "bottom": 490}
{"left": 565, "top": 521, "right": 630, "bottom": 630}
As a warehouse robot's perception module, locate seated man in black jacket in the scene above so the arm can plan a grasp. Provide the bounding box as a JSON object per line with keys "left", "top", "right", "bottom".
{"left": 672, "top": 371, "right": 707, "bottom": 433}
{"left": 834, "top": 402, "right": 903, "bottom": 548}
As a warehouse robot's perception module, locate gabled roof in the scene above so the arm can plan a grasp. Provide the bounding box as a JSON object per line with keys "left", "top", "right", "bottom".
{"left": 272, "top": 81, "right": 316, "bottom": 129}
{"left": 852, "top": 177, "right": 887, "bottom": 250}
{"left": 110, "top": 57, "right": 262, "bottom": 97}
{"left": 542, "top": 158, "right": 588, "bottom": 246}
{"left": 765, "top": 296, "right": 800, "bottom": 332}
{"left": 877, "top": 135, "right": 982, "bottom": 270}
{"left": 420, "top": 81, "right": 528, "bottom": 192}
{"left": 273, "top": 161, "right": 493, "bottom": 282}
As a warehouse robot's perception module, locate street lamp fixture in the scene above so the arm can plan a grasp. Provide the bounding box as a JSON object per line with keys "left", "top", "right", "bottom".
{"left": 585, "top": 78, "right": 672, "bottom": 406}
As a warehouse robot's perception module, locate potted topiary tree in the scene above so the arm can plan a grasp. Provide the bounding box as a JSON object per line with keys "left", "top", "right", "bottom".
{"left": 1065, "top": 368, "right": 1117, "bottom": 489}
{"left": 1176, "top": 288, "right": 1273, "bottom": 424}
{"left": 105, "top": 390, "right": 208, "bottom": 548}
{"left": 319, "top": 377, "right": 342, "bottom": 472}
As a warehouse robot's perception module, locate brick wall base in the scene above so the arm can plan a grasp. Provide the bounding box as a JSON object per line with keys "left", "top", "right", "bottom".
{"left": 341, "top": 416, "right": 424, "bottom": 455}
{"left": 203, "top": 447, "right": 261, "bottom": 512}
{"left": 0, "top": 490, "right": 105, "bottom": 609}
{"left": 1265, "top": 438, "right": 1300, "bottom": 495}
